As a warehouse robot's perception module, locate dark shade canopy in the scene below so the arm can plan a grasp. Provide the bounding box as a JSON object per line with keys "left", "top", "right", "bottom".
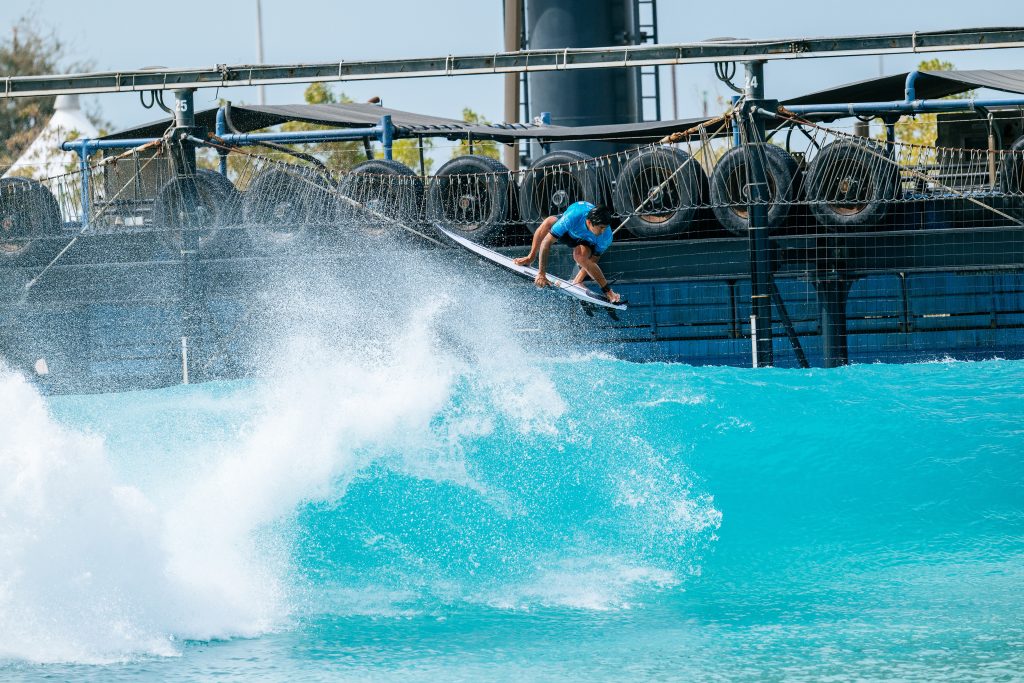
{"left": 101, "top": 69, "right": 1024, "bottom": 147}
{"left": 464, "top": 117, "right": 713, "bottom": 143}
{"left": 101, "top": 101, "right": 713, "bottom": 145}
{"left": 101, "top": 102, "right": 470, "bottom": 140}
{"left": 783, "top": 69, "right": 1024, "bottom": 105}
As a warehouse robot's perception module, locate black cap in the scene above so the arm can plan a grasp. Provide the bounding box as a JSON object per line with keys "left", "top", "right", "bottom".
{"left": 587, "top": 205, "right": 613, "bottom": 227}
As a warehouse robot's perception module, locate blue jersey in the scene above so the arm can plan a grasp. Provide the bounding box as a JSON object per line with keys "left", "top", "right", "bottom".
{"left": 550, "top": 201, "right": 613, "bottom": 255}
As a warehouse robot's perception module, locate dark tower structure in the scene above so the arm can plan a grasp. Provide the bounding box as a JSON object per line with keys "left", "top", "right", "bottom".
{"left": 523, "top": 0, "right": 660, "bottom": 157}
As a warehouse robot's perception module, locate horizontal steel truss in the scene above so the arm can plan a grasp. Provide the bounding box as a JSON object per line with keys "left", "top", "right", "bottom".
{"left": 3, "top": 27, "right": 1024, "bottom": 98}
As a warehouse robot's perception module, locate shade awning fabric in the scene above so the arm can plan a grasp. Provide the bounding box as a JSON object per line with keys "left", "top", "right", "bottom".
{"left": 100, "top": 69, "right": 1024, "bottom": 146}
{"left": 783, "top": 69, "right": 1024, "bottom": 106}
{"left": 100, "top": 102, "right": 713, "bottom": 144}
{"left": 100, "top": 102, "right": 469, "bottom": 140}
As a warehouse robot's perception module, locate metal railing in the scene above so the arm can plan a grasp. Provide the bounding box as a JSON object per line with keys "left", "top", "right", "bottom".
{"left": 2, "top": 27, "right": 1024, "bottom": 98}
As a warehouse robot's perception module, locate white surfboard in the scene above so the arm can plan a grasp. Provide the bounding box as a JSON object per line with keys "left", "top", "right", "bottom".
{"left": 435, "top": 223, "right": 627, "bottom": 311}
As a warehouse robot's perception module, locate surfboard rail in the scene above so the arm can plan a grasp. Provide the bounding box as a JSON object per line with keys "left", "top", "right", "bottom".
{"left": 433, "top": 223, "right": 627, "bottom": 311}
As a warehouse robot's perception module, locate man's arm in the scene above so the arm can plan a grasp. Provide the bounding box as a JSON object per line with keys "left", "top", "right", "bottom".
{"left": 514, "top": 216, "right": 558, "bottom": 266}
{"left": 534, "top": 233, "right": 557, "bottom": 287}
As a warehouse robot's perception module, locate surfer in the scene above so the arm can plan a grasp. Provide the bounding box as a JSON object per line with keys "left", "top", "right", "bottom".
{"left": 513, "top": 202, "right": 621, "bottom": 304}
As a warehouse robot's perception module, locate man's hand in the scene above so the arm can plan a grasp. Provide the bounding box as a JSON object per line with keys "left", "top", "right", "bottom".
{"left": 534, "top": 272, "right": 552, "bottom": 288}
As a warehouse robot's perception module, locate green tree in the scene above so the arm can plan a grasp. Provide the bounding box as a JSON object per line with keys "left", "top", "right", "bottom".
{"left": 0, "top": 18, "right": 66, "bottom": 171}
{"left": 0, "top": 17, "right": 108, "bottom": 174}
{"left": 203, "top": 84, "right": 439, "bottom": 178}
{"left": 453, "top": 107, "right": 500, "bottom": 160}
{"left": 280, "top": 83, "right": 367, "bottom": 172}
{"left": 392, "top": 137, "right": 435, "bottom": 175}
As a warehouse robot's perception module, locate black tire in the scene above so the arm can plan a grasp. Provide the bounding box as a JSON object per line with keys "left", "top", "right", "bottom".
{"left": 0, "top": 177, "right": 62, "bottom": 261}
{"left": 242, "top": 166, "right": 334, "bottom": 246}
{"left": 612, "top": 146, "right": 708, "bottom": 238}
{"left": 804, "top": 140, "right": 900, "bottom": 231}
{"left": 197, "top": 169, "right": 242, "bottom": 224}
{"left": 519, "top": 150, "right": 602, "bottom": 230}
{"left": 338, "top": 159, "right": 423, "bottom": 237}
{"left": 427, "top": 154, "right": 510, "bottom": 243}
{"left": 999, "top": 134, "right": 1024, "bottom": 195}
{"left": 710, "top": 144, "right": 799, "bottom": 236}
{"left": 152, "top": 170, "right": 239, "bottom": 252}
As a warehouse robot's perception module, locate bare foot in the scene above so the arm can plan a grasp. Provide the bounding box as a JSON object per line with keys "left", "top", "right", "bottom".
{"left": 513, "top": 255, "right": 533, "bottom": 266}
{"left": 605, "top": 290, "right": 622, "bottom": 304}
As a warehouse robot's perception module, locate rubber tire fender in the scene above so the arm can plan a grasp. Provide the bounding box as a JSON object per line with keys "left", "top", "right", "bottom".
{"left": 804, "top": 139, "right": 900, "bottom": 231}
{"left": 152, "top": 170, "right": 240, "bottom": 253}
{"left": 0, "top": 177, "right": 62, "bottom": 263}
{"left": 999, "top": 134, "right": 1024, "bottom": 195}
{"left": 710, "top": 143, "right": 799, "bottom": 236}
{"left": 339, "top": 158, "right": 423, "bottom": 236}
{"left": 612, "top": 146, "right": 708, "bottom": 238}
{"left": 518, "top": 150, "right": 602, "bottom": 230}
{"left": 427, "top": 154, "right": 511, "bottom": 243}
{"left": 242, "top": 166, "right": 333, "bottom": 247}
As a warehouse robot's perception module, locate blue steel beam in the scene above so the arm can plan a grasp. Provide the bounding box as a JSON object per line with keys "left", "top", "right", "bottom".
{"left": 61, "top": 114, "right": 394, "bottom": 224}
{"left": 61, "top": 114, "right": 394, "bottom": 154}
{"left": 217, "top": 125, "right": 384, "bottom": 145}
{"left": 785, "top": 69, "right": 1024, "bottom": 117}
{"left": 785, "top": 96, "right": 1024, "bottom": 117}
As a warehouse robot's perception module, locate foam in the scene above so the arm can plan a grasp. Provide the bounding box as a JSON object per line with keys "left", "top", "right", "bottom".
{"left": 486, "top": 556, "right": 680, "bottom": 611}
{"left": 0, "top": 244, "right": 722, "bottom": 664}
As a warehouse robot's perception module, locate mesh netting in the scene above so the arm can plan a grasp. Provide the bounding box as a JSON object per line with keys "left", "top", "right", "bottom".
{"left": 3, "top": 111, "right": 1024, "bottom": 371}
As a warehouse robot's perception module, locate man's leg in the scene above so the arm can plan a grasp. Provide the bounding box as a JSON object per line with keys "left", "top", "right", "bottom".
{"left": 572, "top": 246, "right": 620, "bottom": 303}
{"left": 572, "top": 254, "right": 601, "bottom": 285}
{"left": 514, "top": 216, "right": 557, "bottom": 266}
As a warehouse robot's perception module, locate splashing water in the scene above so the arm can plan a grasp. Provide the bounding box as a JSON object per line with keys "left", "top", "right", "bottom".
{"left": 0, "top": 245, "right": 1022, "bottom": 680}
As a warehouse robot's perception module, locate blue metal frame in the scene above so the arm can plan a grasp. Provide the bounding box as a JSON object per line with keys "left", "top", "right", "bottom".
{"left": 63, "top": 112, "right": 395, "bottom": 155}
{"left": 787, "top": 96, "right": 1024, "bottom": 117}
{"left": 61, "top": 110, "right": 397, "bottom": 222}
{"left": 786, "top": 69, "right": 1024, "bottom": 117}
{"left": 57, "top": 74, "right": 1023, "bottom": 230}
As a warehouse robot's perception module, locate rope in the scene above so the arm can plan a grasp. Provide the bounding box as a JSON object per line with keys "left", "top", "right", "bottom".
{"left": 771, "top": 107, "right": 1024, "bottom": 226}
{"left": 24, "top": 139, "right": 169, "bottom": 292}
{"left": 200, "top": 136, "right": 449, "bottom": 248}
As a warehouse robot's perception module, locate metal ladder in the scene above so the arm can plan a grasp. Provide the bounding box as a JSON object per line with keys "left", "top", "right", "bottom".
{"left": 632, "top": 0, "right": 661, "bottom": 121}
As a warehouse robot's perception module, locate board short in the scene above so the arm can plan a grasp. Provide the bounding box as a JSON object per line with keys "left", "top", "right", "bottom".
{"left": 557, "top": 233, "right": 600, "bottom": 255}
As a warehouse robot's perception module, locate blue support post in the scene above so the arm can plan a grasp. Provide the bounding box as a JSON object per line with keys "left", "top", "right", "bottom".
{"left": 78, "top": 140, "right": 90, "bottom": 230}
{"left": 731, "top": 95, "right": 741, "bottom": 147}
{"left": 380, "top": 114, "right": 394, "bottom": 160}
{"left": 741, "top": 61, "right": 774, "bottom": 368}
{"left": 540, "top": 111, "right": 552, "bottom": 154}
{"left": 169, "top": 88, "right": 204, "bottom": 385}
{"left": 904, "top": 70, "right": 920, "bottom": 102}
{"left": 215, "top": 107, "right": 228, "bottom": 175}
{"left": 816, "top": 278, "right": 851, "bottom": 368}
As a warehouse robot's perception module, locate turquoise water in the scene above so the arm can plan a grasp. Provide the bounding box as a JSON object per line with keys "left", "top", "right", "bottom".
{"left": 1, "top": 354, "right": 1021, "bottom": 681}
{"left": 0, "top": 258, "right": 1022, "bottom": 680}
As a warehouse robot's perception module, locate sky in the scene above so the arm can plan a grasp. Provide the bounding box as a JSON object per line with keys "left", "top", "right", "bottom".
{"left": 2, "top": 0, "right": 1022, "bottom": 140}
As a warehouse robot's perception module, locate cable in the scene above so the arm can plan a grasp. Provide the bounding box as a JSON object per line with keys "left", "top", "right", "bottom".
{"left": 715, "top": 62, "right": 743, "bottom": 94}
